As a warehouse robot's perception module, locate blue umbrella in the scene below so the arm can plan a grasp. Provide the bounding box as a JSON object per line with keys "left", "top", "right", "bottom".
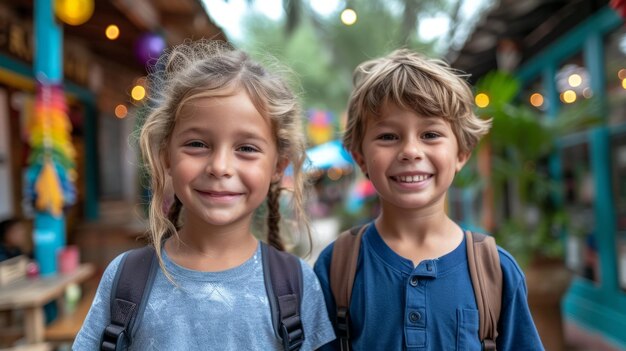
{"left": 305, "top": 139, "right": 354, "bottom": 170}
{"left": 285, "top": 140, "right": 354, "bottom": 176}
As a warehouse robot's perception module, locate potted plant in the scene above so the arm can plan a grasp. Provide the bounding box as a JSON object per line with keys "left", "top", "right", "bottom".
{"left": 466, "top": 71, "right": 601, "bottom": 351}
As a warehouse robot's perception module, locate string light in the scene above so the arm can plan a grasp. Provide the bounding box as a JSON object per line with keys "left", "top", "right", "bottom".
{"left": 529, "top": 93, "right": 544, "bottom": 107}
{"left": 114, "top": 104, "right": 127, "bottom": 119}
{"left": 475, "top": 93, "right": 489, "bottom": 108}
{"left": 105, "top": 25, "right": 120, "bottom": 40}
{"left": 341, "top": 9, "right": 357, "bottom": 25}
{"left": 131, "top": 85, "right": 146, "bottom": 101}
{"left": 562, "top": 90, "right": 577, "bottom": 104}
{"left": 568, "top": 74, "right": 582, "bottom": 87}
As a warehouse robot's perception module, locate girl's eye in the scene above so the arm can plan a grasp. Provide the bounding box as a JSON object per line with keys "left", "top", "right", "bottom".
{"left": 186, "top": 141, "right": 207, "bottom": 148}
{"left": 377, "top": 133, "right": 398, "bottom": 141}
{"left": 238, "top": 145, "right": 259, "bottom": 153}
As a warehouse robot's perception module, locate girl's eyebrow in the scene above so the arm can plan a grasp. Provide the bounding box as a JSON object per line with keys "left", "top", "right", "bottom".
{"left": 175, "top": 127, "right": 271, "bottom": 146}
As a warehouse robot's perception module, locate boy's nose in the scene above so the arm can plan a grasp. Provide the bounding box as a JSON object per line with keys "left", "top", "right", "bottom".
{"left": 397, "top": 140, "right": 424, "bottom": 161}
{"left": 206, "top": 149, "right": 234, "bottom": 178}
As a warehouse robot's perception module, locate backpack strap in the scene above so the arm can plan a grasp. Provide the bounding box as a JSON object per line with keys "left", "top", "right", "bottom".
{"left": 466, "top": 231, "right": 502, "bottom": 351}
{"left": 329, "top": 224, "right": 368, "bottom": 351}
{"left": 261, "top": 242, "right": 304, "bottom": 351}
{"left": 101, "top": 246, "right": 158, "bottom": 351}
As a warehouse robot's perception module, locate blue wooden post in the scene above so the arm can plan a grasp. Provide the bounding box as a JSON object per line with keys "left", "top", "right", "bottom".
{"left": 33, "top": 0, "right": 65, "bottom": 276}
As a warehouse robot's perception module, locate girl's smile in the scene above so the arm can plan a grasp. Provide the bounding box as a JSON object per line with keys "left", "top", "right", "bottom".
{"left": 166, "top": 89, "right": 283, "bottom": 230}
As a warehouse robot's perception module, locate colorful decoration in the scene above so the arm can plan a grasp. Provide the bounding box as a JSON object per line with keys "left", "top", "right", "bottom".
{"left": 611, "top": 0, "right": 626, "bottom": 18}
{"left": 54, "top": 0, "right": 94, "bottom": 26}
{"left": 307, "top": 109, "right": 334, "bottom": 145}
{"left": 345, "top": 178, "right": 377, "bottom": 214}
{"left": 135, "top": 33, "right": 166, "bottom": 66}
{"left": 26, "top": 83, "right": 77, "bottom": 217}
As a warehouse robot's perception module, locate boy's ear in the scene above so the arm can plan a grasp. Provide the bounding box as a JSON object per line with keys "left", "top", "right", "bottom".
{"left": 456, "top": 151, "right": 471, "bottom": 172}
{"left": 351, "top": 151, "right": 368, "bottom": 175}
{"left": 272, "top": 157, "right": 290, "bottom": 183}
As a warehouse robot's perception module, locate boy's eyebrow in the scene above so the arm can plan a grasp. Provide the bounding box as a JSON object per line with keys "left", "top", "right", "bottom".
{"left": 370, "top": 116, "right": 447, "bottom": 128}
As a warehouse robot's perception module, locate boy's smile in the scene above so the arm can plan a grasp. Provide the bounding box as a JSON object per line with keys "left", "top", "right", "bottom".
{"left": 354, "top": 101, "right": 469, "bottom": 213}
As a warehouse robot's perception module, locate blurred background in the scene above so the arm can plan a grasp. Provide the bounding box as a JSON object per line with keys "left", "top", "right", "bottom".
{"left": 0, "top": 0, "right": 624, "bottom": 350}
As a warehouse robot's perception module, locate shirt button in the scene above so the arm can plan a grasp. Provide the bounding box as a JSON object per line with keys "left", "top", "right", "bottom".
{"left": 409, "top": 276, "right": 419, "bottom": 287}
{"left": 426, "top": 263, "right": 433, "bottom": 271}
{"left": 409, "top": 311, "right": 421, "bottom": 323}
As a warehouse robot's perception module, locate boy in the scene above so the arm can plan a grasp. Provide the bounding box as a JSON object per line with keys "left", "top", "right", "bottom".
{"left": 314, "top": 49, "right": 543, "bottom": 350}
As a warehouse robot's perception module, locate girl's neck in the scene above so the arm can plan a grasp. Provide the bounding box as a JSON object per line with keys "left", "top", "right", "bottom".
{"left": 164, "top": 218, "right": 259, "bottom": 272}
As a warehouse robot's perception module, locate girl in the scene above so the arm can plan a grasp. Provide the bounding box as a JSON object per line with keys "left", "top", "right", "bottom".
{"left": 74, "top": 40, "right": 335, "bottom": 350}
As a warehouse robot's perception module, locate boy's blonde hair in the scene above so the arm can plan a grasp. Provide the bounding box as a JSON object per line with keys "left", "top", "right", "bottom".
{"left": 138, "top": 40, "right": 310, "bottom": 271}
{"left": 343, "top": 49, "right": 491, "bottom": 155}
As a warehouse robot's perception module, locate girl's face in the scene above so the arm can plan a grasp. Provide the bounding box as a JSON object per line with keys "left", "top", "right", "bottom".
{"left": 166, "top": 90, "right": 285, "bottom": 230}
{"left": 353, "top": 101, "right": 469, "bottom": 215}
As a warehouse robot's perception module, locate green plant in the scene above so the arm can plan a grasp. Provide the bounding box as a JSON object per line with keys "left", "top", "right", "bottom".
{"left": 471, "top": 71, "right": 602, "bottom": 266}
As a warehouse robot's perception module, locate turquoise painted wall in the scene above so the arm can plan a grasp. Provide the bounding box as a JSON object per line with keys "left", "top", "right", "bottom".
{"left": 517, "top": 6, "right": 626, "bottom": 348}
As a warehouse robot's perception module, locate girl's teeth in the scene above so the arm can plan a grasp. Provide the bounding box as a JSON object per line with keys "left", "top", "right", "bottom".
{"left": 398, "top": 175, "right": 428, "bottom": 183}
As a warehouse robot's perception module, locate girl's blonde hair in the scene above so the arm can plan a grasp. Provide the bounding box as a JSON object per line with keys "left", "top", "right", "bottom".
{"left": 139, "top": 40, "right": 310, "bottom": 270}
{"left": 344, "top": 49, "right": 492, "bottom": 156}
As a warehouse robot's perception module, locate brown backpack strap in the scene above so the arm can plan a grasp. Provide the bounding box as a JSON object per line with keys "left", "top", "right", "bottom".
{"left": 466, "top": 230, "right": 502, "bottom": 351}
{"left": 329, "top": 225, "right": 368, "bottom": 351}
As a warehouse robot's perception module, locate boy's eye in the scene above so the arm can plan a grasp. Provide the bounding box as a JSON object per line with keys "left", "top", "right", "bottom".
{"left": 237, "top": 145, "right": 259, "bottom": 153}
{"left": 422, "top": 132, "right": 441, "bottom": 139}
{"left": 377, "top": 133, "right": 398, "bottom": 141}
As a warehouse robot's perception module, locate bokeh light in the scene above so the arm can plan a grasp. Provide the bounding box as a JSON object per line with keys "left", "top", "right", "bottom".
{"left": 530, "top": 93, "right": 544, "bottom": 107}
{"left": 562, "top": 90, "right": 577, "bottom": 103}
{"left": 105, "top": 25, "right": 120, "bottom": 40}
{"left": 475, "top": 93, "right": 489, "bottom": 108}
{"left": 568, "top": 74, "right": 582, "bottom": 87}
{"left": 55, "top": 0, "right": 94, "bottom": 26}
{"left": 114, "top": 104, "right": 128, "bottom": 119}
{"left": 327, "top": 167, "right": 343, "bottom": 181}
{"left": 131, "top": 85, "right": 146, "bottom": 101}
{"left": 341, "top": 9, "right": 357, "bottom": 25}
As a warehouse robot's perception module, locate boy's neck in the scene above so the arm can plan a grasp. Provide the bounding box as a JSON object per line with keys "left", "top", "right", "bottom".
{"left": 375, "top": 210, "right": 463, "bottom": 266}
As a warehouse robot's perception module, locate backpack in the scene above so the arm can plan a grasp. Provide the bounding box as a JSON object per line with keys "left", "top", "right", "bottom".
{"left": 330, "top": 225, "right": 502, "bottom": 351}
{"left": 100, "top": 242, "right": 305, "bottom": 351}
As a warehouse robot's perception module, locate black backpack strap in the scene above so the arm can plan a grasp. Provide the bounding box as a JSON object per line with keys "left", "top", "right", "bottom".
{"left": 466, "top": 231, "right": 502, "bottom": 351}
{"left": 101, "top": 246, "right": 158, "bottom": 351}
{"left": 261, "top": 242, "right": 304, "bottom": 351}
{"left": 329, "top": 224, "right": 368, "bottom": 351}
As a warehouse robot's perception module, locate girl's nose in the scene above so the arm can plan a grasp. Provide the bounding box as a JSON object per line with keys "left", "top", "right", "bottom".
{"left": 206, "top": 148, "right": 233, "bottom": 178}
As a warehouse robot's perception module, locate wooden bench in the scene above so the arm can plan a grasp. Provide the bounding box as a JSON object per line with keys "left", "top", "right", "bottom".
{"left": 0, "top": 343, "right": 52, "bottom": 351}
{"left": 43, "top": 288, "right": 95, "bottom": 344}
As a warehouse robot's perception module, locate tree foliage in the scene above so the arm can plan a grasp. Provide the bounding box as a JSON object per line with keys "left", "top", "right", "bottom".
{"left": 237, "top": 0, "right": 456, "bottom": 117}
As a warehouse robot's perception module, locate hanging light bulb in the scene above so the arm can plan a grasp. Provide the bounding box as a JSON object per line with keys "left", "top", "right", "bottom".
{"left": 55, "top": 0, "right": 94, "bottom": 26}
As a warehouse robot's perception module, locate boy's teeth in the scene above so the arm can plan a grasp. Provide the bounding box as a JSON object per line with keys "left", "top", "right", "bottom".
{"left": 398, "top": 175, "right": 428, "bottom": 183}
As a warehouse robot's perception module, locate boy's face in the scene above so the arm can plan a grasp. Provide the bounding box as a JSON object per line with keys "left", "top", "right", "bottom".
{"left": 352, "top": 101, "right": 469, "bottom": 213}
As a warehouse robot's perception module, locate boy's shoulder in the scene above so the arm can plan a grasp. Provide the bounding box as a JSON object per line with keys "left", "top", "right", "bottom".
{"left": 495, "top": 244, "right": 527, "bottom": 285}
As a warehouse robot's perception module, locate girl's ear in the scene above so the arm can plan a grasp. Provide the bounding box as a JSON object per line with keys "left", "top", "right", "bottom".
{"left": 161, "top": 150, "right": 172, "bottom": 175}
{"left": 456, "top": 151, "right": 471, "bottom": 172}
{"left": 272, "top": 157, "right": 290, "bottom": 183}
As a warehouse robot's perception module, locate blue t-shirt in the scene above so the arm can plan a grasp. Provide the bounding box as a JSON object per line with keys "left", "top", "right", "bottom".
{"left": 74, "top": 242, "right": 335, "bottom": 350}
{"left": 313, "top": 223, "right": 543, "bottom": 351}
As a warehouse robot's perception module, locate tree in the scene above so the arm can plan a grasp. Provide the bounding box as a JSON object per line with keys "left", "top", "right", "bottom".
{"left": 238, "top": 0, "right": 461, "bottom": 117}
